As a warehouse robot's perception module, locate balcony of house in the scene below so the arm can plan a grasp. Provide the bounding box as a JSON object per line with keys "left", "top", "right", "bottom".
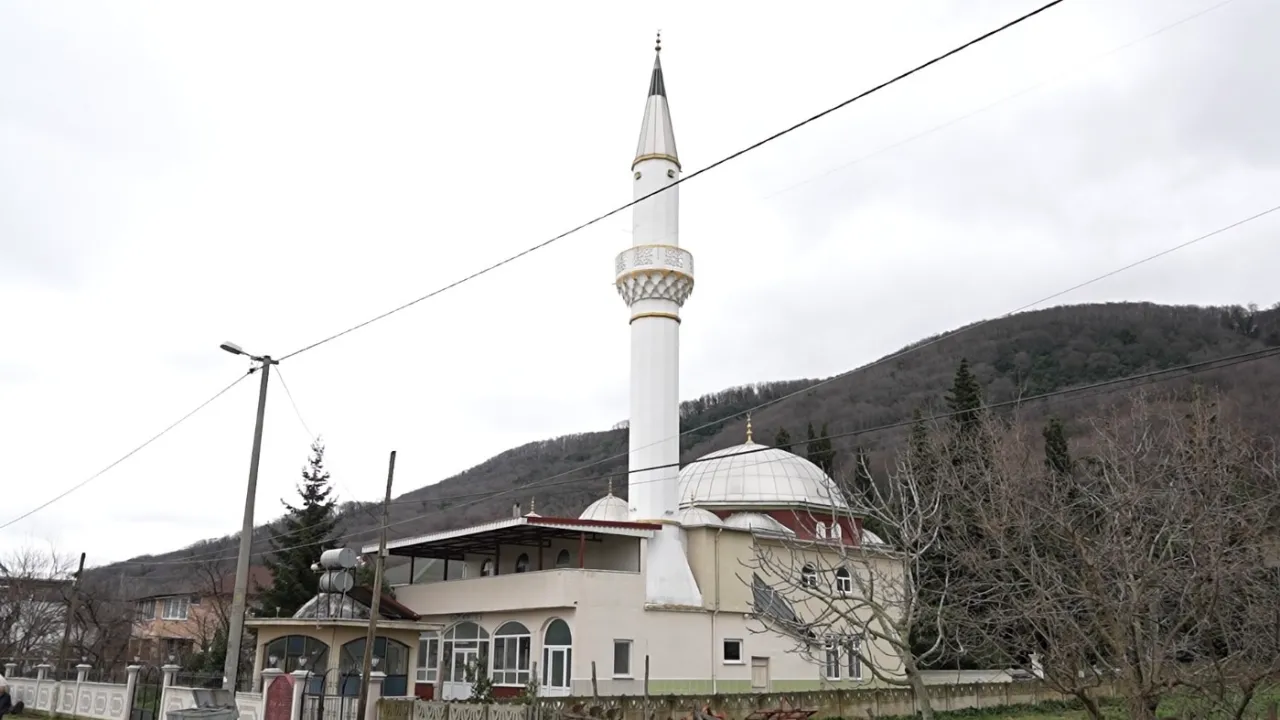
{"left": 368, "top": 513, "right": 658, "bottom": 616}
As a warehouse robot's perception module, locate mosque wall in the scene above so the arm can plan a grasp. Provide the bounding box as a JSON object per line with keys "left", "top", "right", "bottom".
{"left": 428, "top": 535, "right": 642, "bottom": 580}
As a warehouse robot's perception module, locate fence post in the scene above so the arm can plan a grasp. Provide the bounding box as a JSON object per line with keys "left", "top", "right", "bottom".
{"left": 367, "top": 671, "right": 386, "bottom": 720}
{"left": 35, "top": 663, "right": 52, "bottom": 712}
{"left": 3, "top": 663, "right": 14, "bottom": 678}
{"left": 262, "top": 668, "right": 284, "bottom": 712}
{"left": 74, "top": 662, "right": 91, "bottom": 715}
{"left": 122, "top": 665, "right": 142, "bottom": 720}
{"left": 160, "top": 663, "right": 181, "bottom": 715}
{"left": 289, "top": 671, "right": 308, "bottom": 720}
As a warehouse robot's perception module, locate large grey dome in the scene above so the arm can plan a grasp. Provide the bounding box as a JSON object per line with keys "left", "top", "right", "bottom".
{"left": 678, "top": 442, "right": 848, "bottom": 511}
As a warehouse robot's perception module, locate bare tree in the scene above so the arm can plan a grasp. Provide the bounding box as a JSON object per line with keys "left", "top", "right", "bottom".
{"left": 948, "top": 391, "right": 1280, "bottom": 720}
{"left": 70, "top": 574, "right": 135, "bottom": 673}
{"left": 743, "top": 429, "right": 951, "bottom": 720}
{"left": 0, "top": 545, "right": 74, "bottom": 663}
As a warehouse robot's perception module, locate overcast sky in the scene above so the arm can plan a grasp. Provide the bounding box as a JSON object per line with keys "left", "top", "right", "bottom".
{"left": 2, "top": 0, "right": 1277, "bottom": 566}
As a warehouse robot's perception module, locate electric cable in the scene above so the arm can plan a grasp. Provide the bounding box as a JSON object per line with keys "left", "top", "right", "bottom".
{"left": 126, "top": 344, "right": 1280, "bottom": 568}
{"left": 277, "top": 0, "right": 1068, "bottom": 362}
{"left": 0, "top": 371, "right": 253, "bottom": 531}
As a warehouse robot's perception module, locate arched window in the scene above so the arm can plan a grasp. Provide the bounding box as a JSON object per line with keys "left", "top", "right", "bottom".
{"left": 554, "top": 549, "right": 571, "bottom": 569}
{"left": 443, "top": 622, "right": 490, "bottom": 689}
{"left": 515, "top": 554, "right": 530, "bottom": 573}
{"left": 834, "top": 567, "right": 852, "bottom": 595}
{"left": 801, "top": 564, "right": 818, "bottom": 588}
{"left": 542, "top": 619, "right": 572, "bottom": 695}
{"left": 492, "top": 622, "right": 532, "bottom": 686}
{"left": 263, "top": 635, "right": 328, "bottom": 674}
{"left": 830, "top": 522, "right": 843, "bottom": 540}
{"left": 480, "top": 559, "right": 494, "bottom": 577}
{"left": 340, "top": 637, "right": 411, "bottom": 696}
{"left": 815, "top": 522, "right": 827, "bottom": 539}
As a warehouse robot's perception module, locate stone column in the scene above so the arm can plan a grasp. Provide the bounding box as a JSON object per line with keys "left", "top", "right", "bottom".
{"left": 3, "top": 662, "right": 15, "bottom": 677}
{"left": 122, "top": 665, "right": 142, "bottom": 720}
{"left": 74, "top": 663, "right": 92, "bottom": 714}
{"left": 289, "top": 670, "right": 309, "bottom": 720}
{"left": 366, "top": 671, "right": 386, "bottom": 720}
{"left": 35, "top": 663, "right": 53, "bottom": 712}
{"left": 261, "top": 668, "right": 284, "bottom": 696}
{"left": 160, "top": 663, "right": 182, "bottom": 715}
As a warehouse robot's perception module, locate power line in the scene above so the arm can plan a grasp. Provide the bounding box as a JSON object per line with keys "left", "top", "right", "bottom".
{"left": 277, "top": 0, "right": 1068, "bottom": 362}
{"left": 116, "top": 195, "right": 1280, "bottom": 568}
{"left": 274, "top": 365, "right": 315, "bottom": 441}
{"left": 0, "top": 372, "right": 253, "bottom": 532}
{"left": 126, "top": 344, "right": 1280, "bottom": 568}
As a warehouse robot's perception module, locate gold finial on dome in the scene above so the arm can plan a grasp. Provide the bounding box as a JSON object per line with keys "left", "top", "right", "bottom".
{"left": 607, "top": 477, "right": 614, "bottom": 495}
{"left": 655, "top": 30, "right": 662, "bottom": 53}
{"left": 529, "top": 497, "right": 536, "bottom": 514}
{"left": 746, "top": 413, "right": 754, "bottom": 443}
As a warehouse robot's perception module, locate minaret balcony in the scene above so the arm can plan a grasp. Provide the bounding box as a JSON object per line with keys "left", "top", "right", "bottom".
{"left": 614, "top": 245, "right": 695, "bottom": 307}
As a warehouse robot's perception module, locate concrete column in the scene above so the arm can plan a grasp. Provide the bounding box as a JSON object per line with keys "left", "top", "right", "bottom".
{"left": 261, "top": 668, "right": 283, "bottom": 696}
{"left": 161, "top": 664, "right": 182, "bottom": 714}
{"left": 34, "top": 663, "right": 52, "bottom": 712}
{"left": 122, "top": 665, "right": 142, "bottom": 720}
{"left": 74, "top": 663, "right": 92, "bottom": 714}
{"left": 289, "top": 671, "right": 308, "bottom": 720}
{"left": 366, "top": 671, "right": 386, "bottom": 720}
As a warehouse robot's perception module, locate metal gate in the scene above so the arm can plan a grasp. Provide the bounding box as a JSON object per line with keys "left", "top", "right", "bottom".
{"left": 300, "top": 669, "right": 360, "bottom": 720}
{"left": 131, "top": 666, "right": 165, "bottom": 720}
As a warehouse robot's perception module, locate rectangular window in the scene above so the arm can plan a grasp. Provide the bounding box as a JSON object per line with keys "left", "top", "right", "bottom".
{"left": 492, "top": 635, "right": 532, "bottom": 686}
{"left": 161, "top": 597, "right": 189, "bottom": 621}
{"left": 823, "top": 638, "right": 840, "bottom": 680}
{"left": 722, "top": 639, "right": 743, "bottom": 664}
{"left": 612, "top": 639, "right": 632, "bottom": 677}
{"left": 135, "top": 601, "right": 155, "bottom": 620}
{"left": 417, "top": 633, "right": 440, "bottom": 683}
{"left": 844, "top": 636, "right": 862, "bottom": 680}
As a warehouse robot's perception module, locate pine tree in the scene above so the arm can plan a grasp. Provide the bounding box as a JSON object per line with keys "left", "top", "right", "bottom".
{"left": 774, "top": 427, "right": 793, "bottom": 452}
{"left": 850, "top": 446, "right": 873, "bottom": 499}
{"left": 258, "top": 439, "right": 339, "bottom": 618}
{"left": 1043, "top": 417, "right": 1072, "bottom": 477}
{"left": 805, "top": 422, "right": 836, "bottom": 475}
{"left": 946, "top": 358, "right": 984, "bottom": 433}
{"left": 805, "top": 422, "right": 819, "bottom": 465}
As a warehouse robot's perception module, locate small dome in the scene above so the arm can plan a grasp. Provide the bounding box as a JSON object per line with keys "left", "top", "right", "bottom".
{"left": 579, "top": 492, "right": 629, "bottom": 522}
{"left": 861, "top": 529, "right": 888, "bottom": 547}
{"left": 677, "top": 506, "right": 725, "bottom": 528}
{"left": 679, "top": 442, "right": 848, "bottom": 510}
{"left": 723, "top": 512, "right": 795, "bottom": 536}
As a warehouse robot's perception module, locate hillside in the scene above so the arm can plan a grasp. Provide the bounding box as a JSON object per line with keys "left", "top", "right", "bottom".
{"left": 105, "top": 300, "right": 1280, "bottom": 590}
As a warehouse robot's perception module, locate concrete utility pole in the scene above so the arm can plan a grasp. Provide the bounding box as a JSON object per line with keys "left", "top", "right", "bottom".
{"left": 355, "top": 451, "right": 396, "bottom": 720}
{"left": 56, "top": 552, "right": 87, "bottom": 677}
{"left": 219, "top": 341, "right": 276, "bottom": 693}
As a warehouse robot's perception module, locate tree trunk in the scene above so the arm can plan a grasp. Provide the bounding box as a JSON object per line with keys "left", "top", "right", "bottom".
{"left": 906, "top": 669, "right": 934, "bottom": 720}
{"left": 1074, "top": 691, "right": 1103, "bottom": 720}
{"left": 1126, "top": 694, "right": 1159, "bottom": 720}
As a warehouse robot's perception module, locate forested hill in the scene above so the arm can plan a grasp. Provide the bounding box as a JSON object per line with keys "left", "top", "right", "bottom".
{"left": 110, "top": 301, "right": 1280, "bottom": 586}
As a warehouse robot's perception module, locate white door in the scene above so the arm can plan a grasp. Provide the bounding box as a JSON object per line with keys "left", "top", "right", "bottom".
{"left": 541, "top": 646, "right": 572, "bottom": 697}
{"left": 442, "top": 647, "right": 476, "bottom": 700}
{"left": 751, "top": 657, "right": 770, "bottom": 692}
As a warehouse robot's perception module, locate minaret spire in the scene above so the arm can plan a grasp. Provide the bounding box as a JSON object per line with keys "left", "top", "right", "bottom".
{"left": 634, "top": 33, "right": 678, "bottom": 171}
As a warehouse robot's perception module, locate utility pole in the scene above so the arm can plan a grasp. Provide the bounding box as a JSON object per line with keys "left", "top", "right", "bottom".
{"left": 221, "top": 350, "right": 275, "bottom": 693}
{"left": 355, "top": 451, "right": 396, "bottom": 720}
{"left": 56, "top": 552, "right": 86, "bottom": 678}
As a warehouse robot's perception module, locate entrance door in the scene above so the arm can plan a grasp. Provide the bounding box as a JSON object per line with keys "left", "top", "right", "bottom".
{"left": 750, "top": 657, "right": 770, "bottom": 692}
{"left": 541, "top": 647, "right": 572, "bottom": 697}
{"left": 442, "top": 648, "right": 477, "bottom": 700}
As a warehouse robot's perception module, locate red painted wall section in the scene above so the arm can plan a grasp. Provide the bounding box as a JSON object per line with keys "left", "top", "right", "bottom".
{"left": 491, "top": 686, "right": 524, "bottom": 699}
{"left": 709, "top": 508, "right": 862, "bottom": 545}
{"left": 413, "top": 683, "right": 434, "bottom": 700}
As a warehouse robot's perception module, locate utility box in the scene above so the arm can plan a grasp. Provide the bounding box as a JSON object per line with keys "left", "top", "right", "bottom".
{"left": 166, "top": 689, "right": 239, "bottom": 720}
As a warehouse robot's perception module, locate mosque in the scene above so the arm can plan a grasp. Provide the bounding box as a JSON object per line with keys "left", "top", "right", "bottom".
{"left": 246, "top": 40, "right": 905, "bottom": 700}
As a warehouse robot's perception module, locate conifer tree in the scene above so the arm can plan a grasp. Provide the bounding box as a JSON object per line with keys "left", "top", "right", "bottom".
{"left": 774, "top": 427, "right": 792, "bottom": 452}
{"left": 1043, "top": 417, "right": 1072, "bottom": 477}
{"left": 258, "top": 439, "right": 339, "bottom": 618}
{"left": 946, "top": 358, "right": 984, "bottom": 433}
{"left": 851, "top": 446, "right": 873, "bottom": 499}
{"left": 805, "top": 422, "right": 836, "bottom": 475}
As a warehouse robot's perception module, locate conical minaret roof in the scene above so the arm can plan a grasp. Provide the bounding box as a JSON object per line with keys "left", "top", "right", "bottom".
{"left": 633, "top": 34, "right": 679, "bottom": 170}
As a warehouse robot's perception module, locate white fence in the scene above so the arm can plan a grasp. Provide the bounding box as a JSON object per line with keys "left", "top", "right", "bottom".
{"left": 1, "top": 663, "right": 266, "bottom": 720}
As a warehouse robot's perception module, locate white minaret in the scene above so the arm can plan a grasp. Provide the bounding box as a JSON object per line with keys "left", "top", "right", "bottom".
{"left": 615, "top": 35, "right": 703, "bottom": 608}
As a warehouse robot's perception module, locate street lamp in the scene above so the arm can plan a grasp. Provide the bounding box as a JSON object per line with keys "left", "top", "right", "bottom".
{"left": 220, "top": 341, "right": 277, "bottom": 694}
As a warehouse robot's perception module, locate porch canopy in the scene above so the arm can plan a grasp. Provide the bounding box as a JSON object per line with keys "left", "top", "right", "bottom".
{"left": 362, "top": 515, "right": 659, "bottom": 563}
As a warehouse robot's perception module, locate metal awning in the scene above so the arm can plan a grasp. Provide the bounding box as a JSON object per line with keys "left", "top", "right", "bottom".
{"left": 363, "top": 515, "right": 659, "bottom": 560}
